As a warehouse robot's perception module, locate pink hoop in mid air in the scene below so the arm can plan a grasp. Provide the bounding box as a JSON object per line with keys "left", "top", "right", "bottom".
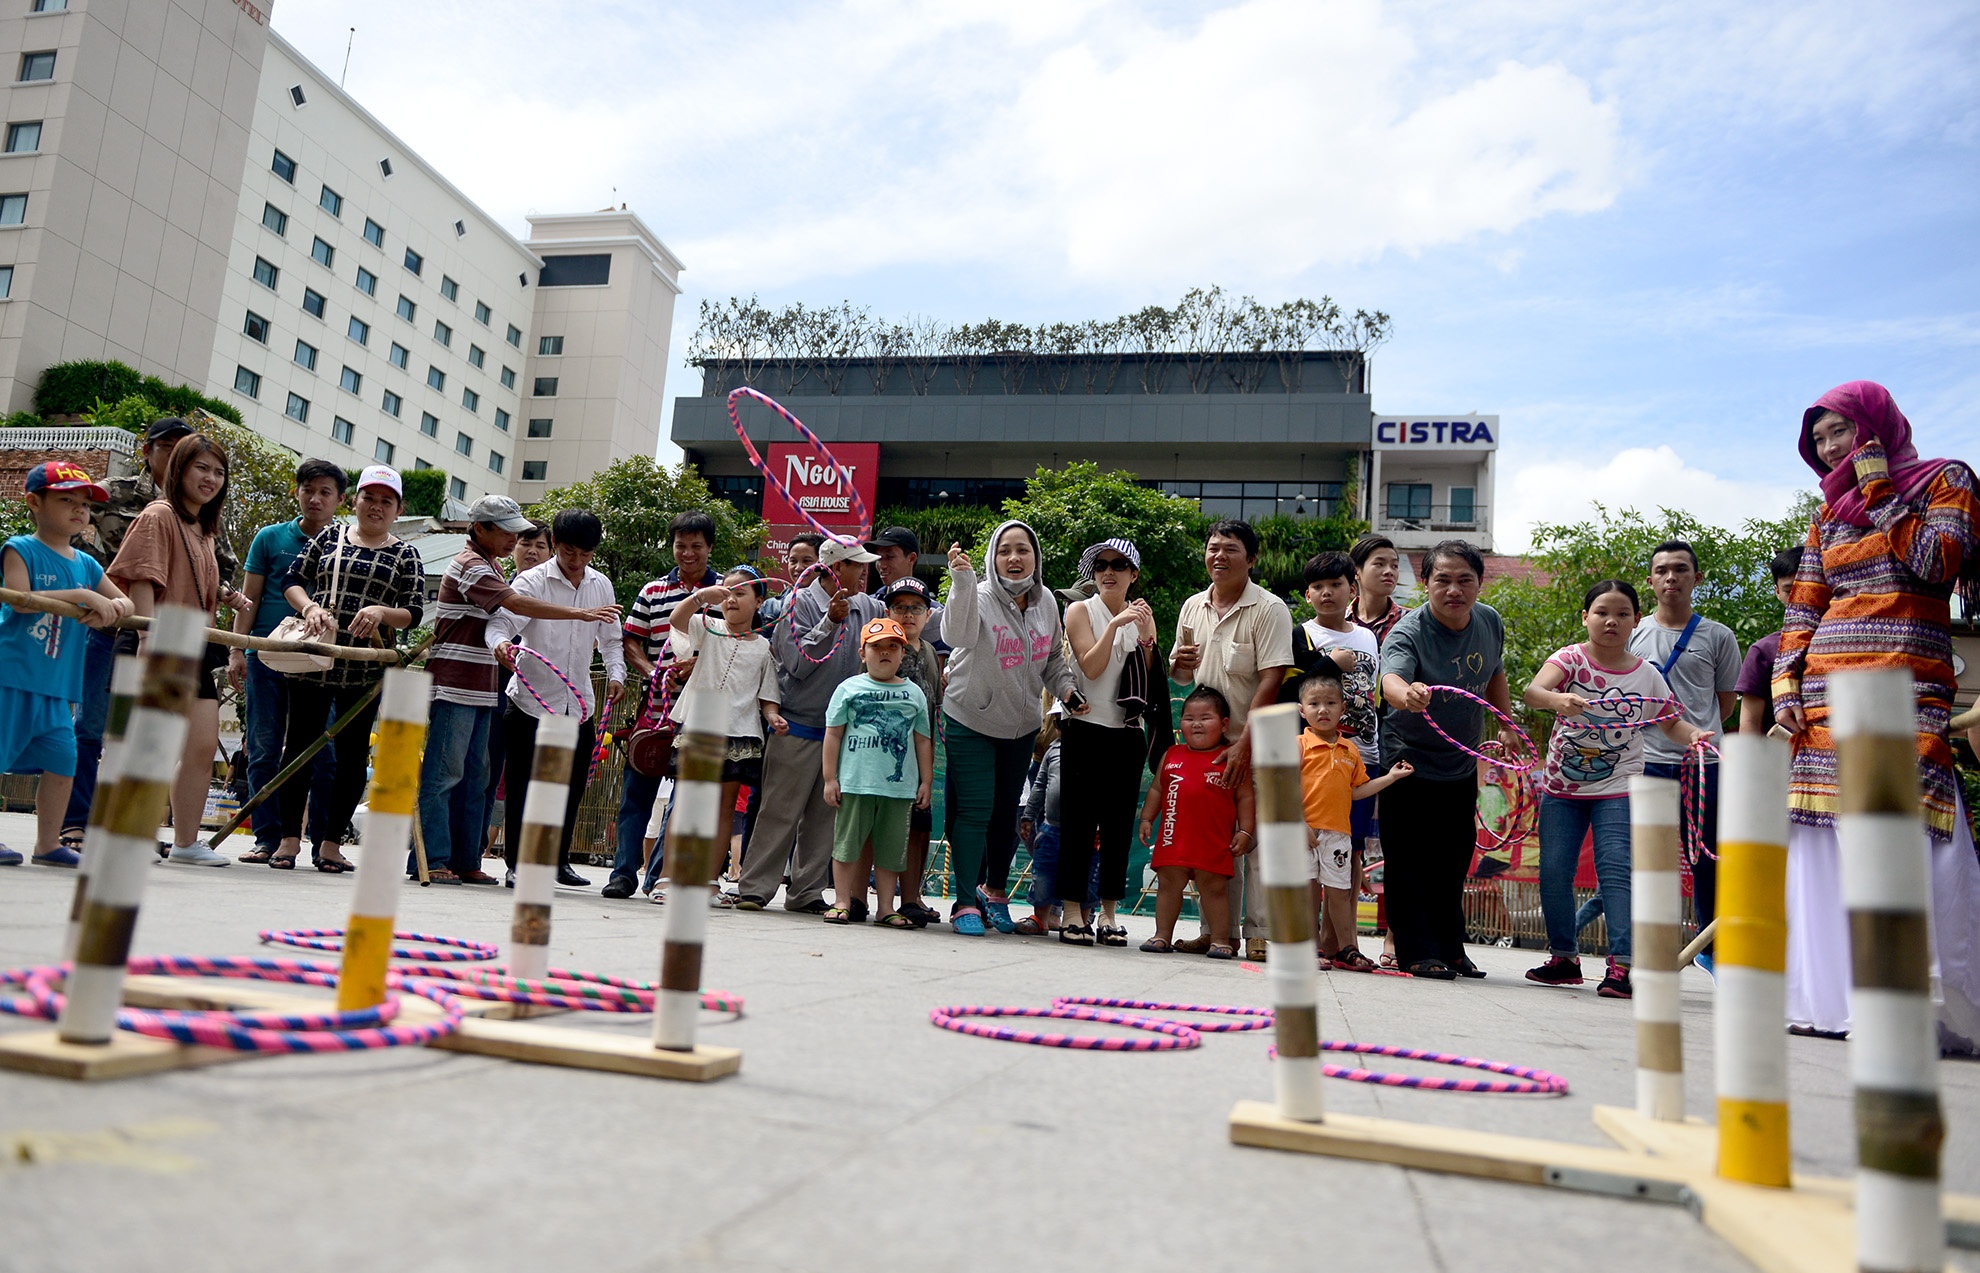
{"left": 727, "top": 386, "right": 870, "bottom": 546}
{"left": 1418, "top": 683, "right": 1541, "bottom": 773}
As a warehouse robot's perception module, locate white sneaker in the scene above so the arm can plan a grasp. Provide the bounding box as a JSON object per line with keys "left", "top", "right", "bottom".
{"left": 167, "top": 842, "right": 231, "bottom": 867}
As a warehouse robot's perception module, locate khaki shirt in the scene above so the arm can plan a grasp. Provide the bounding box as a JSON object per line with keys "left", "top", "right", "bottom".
{"left": 95, "top": 469, "right": 238, "bottom": 583}
{"left": 1173, "top": 580, "right": 1295, "bottom": 741}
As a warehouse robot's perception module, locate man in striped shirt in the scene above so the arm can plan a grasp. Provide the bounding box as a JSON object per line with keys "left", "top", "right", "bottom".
{"left": 416, "top": 496, "right": 621, "bottom": 884}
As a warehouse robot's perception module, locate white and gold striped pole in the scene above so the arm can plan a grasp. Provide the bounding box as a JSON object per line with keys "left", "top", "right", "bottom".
{"left": 1629, "top": 775, "right": 1685, "bottom": 1122}
{"left": 1834, "top": 669, "right": 1943, "bottom": 1273}
{"left": 63, "top": 655, "right": 141, "bottom": 962}
{"left": 1714, "top": 733, "right": 1793, "bottom": 1188}
{"left": 334, "top": 668, "right": 430, "bottom": 1012}
{"left": 1251, "top": 702, "right": 1324, "bottom": 1122}
{"left": 509, "top": 714, "right": 579, "bottom": 983}
{"left": 56, "top": 608, "right": 204, "bottom": 1044}
{"left": 655, "top": 688, "right": 723, "bottom": 1051}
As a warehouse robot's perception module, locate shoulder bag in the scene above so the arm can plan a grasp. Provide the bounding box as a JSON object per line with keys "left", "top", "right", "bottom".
{"left": 260, "top": 528, "right": 345, "bottom": 674}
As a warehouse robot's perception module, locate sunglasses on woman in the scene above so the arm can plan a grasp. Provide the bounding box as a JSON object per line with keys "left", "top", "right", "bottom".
{"left": 1092, "top": 557, "right": 1134, "bottom": 573}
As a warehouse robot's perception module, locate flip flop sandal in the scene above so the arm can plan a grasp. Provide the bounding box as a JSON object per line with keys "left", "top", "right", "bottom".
{"left": 1013, "top": 916, "right": 1047, "bottom": 936}
{"left": 269, "top": 852, "right": 299, "bottom": 870}
{"left": 1378, "top": 952, "right": 1400, "bottom": 970}
{"left": 822, "top": 906, "right": 852, "bottom": 924}
{"left": 1172, "top": 935, "right": 1213, "bottom": 955}
{"left": 58, "top": 830, "right": 85, "bottom": 853}
{"left": 238, "top": 846, "right": 276, "bottom": 864}
{"left": 1139, "top": 936, "right": 1174, "bottom": 953}
{"left": 876, "top": 912, "right": 915, "bottom": 930}
{"left": 1331, "top": 946, "right": 1378, "bottom": 973}
{"left": 1405, "top": 960, "right": 1458, "bottom": 980}
{"left": 316, "top": 857, "right": 354, "bottom": 873}
{"left": 899, "top": 902, "right": 936, "bottom": 928}
{"left": 1206, "top": 944, "right": 1237, "bottom": 960}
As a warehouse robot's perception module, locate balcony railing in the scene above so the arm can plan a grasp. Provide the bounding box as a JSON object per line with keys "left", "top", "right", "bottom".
{"left": 1376, "top": 502, "right": 1486, "bottom": 533}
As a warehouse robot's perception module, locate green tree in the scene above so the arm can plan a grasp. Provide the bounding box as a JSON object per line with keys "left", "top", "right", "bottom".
{"left": 527, "top": 456, "right": 763, "bottom": 609}
{"left": 1484, "top": 500, "right": 1818, "bottom": 734}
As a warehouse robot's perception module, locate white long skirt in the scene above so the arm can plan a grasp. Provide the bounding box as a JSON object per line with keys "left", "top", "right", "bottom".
{"left": 1784, "top": 793, "right": 1980, "bottom": 1053}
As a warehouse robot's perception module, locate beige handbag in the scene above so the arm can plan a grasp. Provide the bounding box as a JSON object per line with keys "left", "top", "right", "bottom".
{"left": 259, "top": 528, "right": 345, "bottom": 675}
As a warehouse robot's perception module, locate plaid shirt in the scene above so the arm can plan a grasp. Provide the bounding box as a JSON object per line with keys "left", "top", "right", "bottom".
{"left": 283, "top": 525, "right": 424, "bottom": 688}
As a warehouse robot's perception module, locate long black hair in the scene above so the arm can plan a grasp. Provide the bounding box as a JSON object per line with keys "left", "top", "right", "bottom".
{"left": 1581, "top": 578, "right": 1641, "bottom": 613}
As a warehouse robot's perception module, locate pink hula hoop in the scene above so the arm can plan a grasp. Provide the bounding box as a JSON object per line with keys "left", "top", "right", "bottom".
{"left": 1553, "top": 692, "right": 1684, "bottom": 733}
{"left": 726, "top": 386, "right": 869, "bottom": 545}
{"left": 1419, "top": 684, "right": 1541, "bottom": 773}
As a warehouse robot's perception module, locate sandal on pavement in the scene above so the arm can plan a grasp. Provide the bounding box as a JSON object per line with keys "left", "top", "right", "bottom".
{"left": 238, "top": 846, "right": 276, "bottom": 864}
{"left": 876, "top": 912, "right": 915, "bottom": 930}
{"left": 1405, "top": 959, "right": 1458, "bottom": 980}
{"left": 1096, "top": 924, "right": 1128, "bottom": 947}
{"left": 426, "top": 868, "right": 462, "bottom": 885}
{"left": 457, "top": 869, "right": 501, "bottom": 885}
{"left": 709, "top": 891, "right": 737, "bottom": 907}
{"left": 1139, "top": 936, "right": 1173, "bottom": 953}
{"left": 1013, "top": 916, "right": 1046, "bottom": 936}
{"left": 951, "top": 907, "right": 986, "bottom": 936}
{"left": 316, "top": 856, "right": 353, "bottom": 873}
{"left": 1206, "top": 943, "right": 1237, "bottom": 960}
{"left": 899, "top": 902, "right": 937, "bottom": 928}
{"left": 1378, "top": 952, "right": 1400, "bottom": 970}
{"left": 58, "top": 829, "right": 85, "bottom": 854}
{"left": 822, "top": 906, "right": 852, "bottom": 924}
{"left": 270, "top": 850, "right": 299, "bottom": 870}
{"left": 1059, "top": 924, "right": 1095, "bottom": 947}
{"left": 1331, "top": 946, "right": 1378, "bottom": 973}
{"left": 976, "top": 888, "right": 1015, "bottom": 934}
{"left": 1173, "top": 935, "right": 1213, "bottom": 955}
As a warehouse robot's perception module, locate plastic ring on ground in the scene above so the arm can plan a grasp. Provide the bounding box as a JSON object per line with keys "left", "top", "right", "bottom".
{"left": 259, "top": 928, "right": 501, "bottom": 963}
{"left": 1052, "top": 996, "right": 1272, "bottom": 1033}
{"left": 930, "top": 1004, "right": 1201, "bottom": 1051}
{"left": 1265, "top": 1039, "right": 1570, "bottom": 1094}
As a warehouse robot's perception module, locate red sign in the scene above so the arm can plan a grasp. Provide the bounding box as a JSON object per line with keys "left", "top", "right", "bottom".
{"left": 759, "top": 442, "right": 879, "bottom": 536}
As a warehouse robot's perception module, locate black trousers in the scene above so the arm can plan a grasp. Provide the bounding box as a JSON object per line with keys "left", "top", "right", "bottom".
{"left": 1378, "top": 772, "right": 1477, "bottom": 969}
{"left": 502, "top": 705, "right": 596, "bottom": 872}
{"left": 1055, "top": 718, "right": 1145, "bottom": 903}
{"left": 278, "top": 679, "right": 380, "bottom": 847}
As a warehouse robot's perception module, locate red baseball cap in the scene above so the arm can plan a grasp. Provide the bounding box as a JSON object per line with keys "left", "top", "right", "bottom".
{"left": 24, "top": 460, "right": 107, "bottom": 502}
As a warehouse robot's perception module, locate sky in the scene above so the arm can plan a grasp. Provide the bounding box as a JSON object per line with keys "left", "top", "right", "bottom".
{"left": 273, "top": 0, "right": 1979, "bottom": 551}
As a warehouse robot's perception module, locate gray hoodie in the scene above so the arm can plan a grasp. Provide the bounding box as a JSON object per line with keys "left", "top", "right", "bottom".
{"left": 941, "top": 518, "right": 1075, "bottom": 739}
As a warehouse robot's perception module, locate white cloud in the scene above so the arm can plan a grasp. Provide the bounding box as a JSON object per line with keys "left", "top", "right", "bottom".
{"left": 1497, "top": 444, "right": 1802, "bottom": 552}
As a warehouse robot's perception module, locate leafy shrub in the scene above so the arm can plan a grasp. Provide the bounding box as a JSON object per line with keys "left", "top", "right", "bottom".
{"left": 36, "top": 360, "right": 240, "bottom": 425}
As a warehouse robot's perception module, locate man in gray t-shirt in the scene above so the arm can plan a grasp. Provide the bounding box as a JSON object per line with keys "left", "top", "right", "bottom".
{"left": 1379, "top": 602, "right": 1506, "bottom": 781}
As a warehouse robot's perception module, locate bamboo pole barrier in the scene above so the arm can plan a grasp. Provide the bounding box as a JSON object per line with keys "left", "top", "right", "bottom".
{"left": 1678, "top": 918, "right": 1717, "bottom": 967}
{"left": 1714, "top": 733, "right": 1793, "bottom": 1188}
{"left": 655, "top": 689, "right": 723, "bottom": 1052}
{"left": 509, "top": 715, "right": 578, "bottom": 982}
{"left": 1251, "top": 702, "right": 1324, "bottom": 1122}
{"left": 1629, "top": 775, "right": 1685, "bottom": 1123}
{"left": 55, "top": 606, "right": 205, "bottom": 1044}
{"left": 334, "top": 668, "right": 430, "bottom": 1012}
{"left": 0, "top": 585, "right": 405, "bottom": 662}
{"left": 63, "top": 655, "right": 139, "bottom": 962}
{"left": 1834, "top": 668, "right": 1943, "bottom": 1273}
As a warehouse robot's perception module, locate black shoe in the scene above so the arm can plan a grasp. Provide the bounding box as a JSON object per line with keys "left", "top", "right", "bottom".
{"left": 1405, "top": 959, "right": 1459, "bottom": 980}
{"left": 793, "top": 898, "right": 830, "bottom": 914}
{"left": 556, "top": 866, "right": 590, "bottom": 887}
{"left": 1451, "top": 956, "right": 1488, "bottom": 979}
{"left": 503, "top": 869, "right": 515, "bottom": 888}
{"left": 733, "top": 896, "right": 767, "bottom": 912}
{"left": 1524, "top": 955, "right": 1583, "bottom": 986}
{"left": 601, "top": 876, "right": 635, "bottom": 899}
{"left": 847, "top": 898, "right": 870, "bottom": 922}
{"left": 1597, "top": 960, "right": 1632, "bottom": 999}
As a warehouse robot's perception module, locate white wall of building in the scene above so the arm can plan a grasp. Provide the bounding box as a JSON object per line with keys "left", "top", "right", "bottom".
{"left": 1367, "top": 414, "right": 1499, "bottom": 552}
{"left": 207, "top": 32, "right": 537, "bottom": 501}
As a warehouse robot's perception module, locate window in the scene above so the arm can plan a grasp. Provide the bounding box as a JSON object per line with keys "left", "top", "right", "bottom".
{"left": 396, "top": 295, "right": 415, "bottom": 322}
{"left": 381, "top": 390, "right": 402, "bottom": 417}
{"left": 414, "top": 458, "right": 432, "bottom": 472}
{"left": 374, "top": 438, "right": 395, "bottom": 464}
{"left": 346, "top": 316, "right": 369, "bottom": 346}
{"left": 454, "top": 432, "right": 472, "bottom": 457}
{"left": 537, "top": 336, "right": 563, "bottom": 356}
{"left": 402, "top": 247, "right": 421, "bottom": 276}
{"left": 293, "top": 339, "right": 317, "bottom": 370}
{"left": 285, "top": 393, "right": 309, "bottom": 423}
{"left": 426, "top": 366, "right": 445, "bottom": 391}
{"left": 493, "top": 408, "right": 510, "bottom": 433}
{"left": 301, "top": 288, "right": 325, "bottom": 318}
{"left": 532, "top": 377, "right": 557, "bottom": 396}
{"left": 378, "top": 157, "right": 394, "bottom": 179}
{"left": 17, "top": 52, "right": 54, "bottom": 83}
{"left": 242, "top": 310, "right": 268, "bottom": 343}
{"left": 0, "top": 194, "right": 26, "bottom": 225}
{"left": 253, "top": 257, "right": 279, "bottom": 289}
{"left": 288, "top": 84, "right": 307, "bottom": 108}
{"left": 362, "top": 218, "right": 383, "bottom": 248}
{"left": 318, "top": 185, "right": 342, "bottom": 216}
{"left": 453, "top": 220, "right": 467, "bottom": 238}
{"left": 521, "top": 461, "right": 546, "bottom": 482}
{"left": 432, "top": 320, "right": 451, "bottom": 347}
{"left": 527, "top": 417, "right": 552, "bottom": 439}
{"left": 537, "top": 254, "right": 611, "bottom": 287}
{"left": 310, "top": 237, "right": 333, "bottom": 267}
{"left": 5, "top": 122, "right": 41, "bottom": 153}
{"left": 505, "top": 324, "right": 521, "bottom": 348}
{"left": 1384, "top": 483, "right": 1433, "bottom": 521}
{"left": 0, "top": 264, "right": 15, "bottom": 298}
{"left": 29, "top": 0, "right": 67, "bottom": 11}
{"left": 270, "top": 148, "right": 295, "bottom": 183}
{"left": 419, "top": 412, "right": 438, "bottom": 438}
{"left": 260, "top": 202, "right": 286, "bottom": 235}
{"left": 461, "top": 387, "right": 478, "bottom": 412}
{"left": 474, "top": 301, "right": 490, "bottom": 325}
{"left": 339, "top": 366, "right": 361, "bottom": 394}
{"left": 467, "top": 345, "right": 484, "bottom": 369}
{"left": 440, "top": 276, "right": 458, "bottom": 302}
{"left": 331, "top": 417, "right": 354, "bottom": 445}
{"left": 448, "top": 476, "right": 467, "bottom": 500}
{"left": 233, "top": 366, "right": 260, "bottom": 398}
{"left": 388, "top": 342, "right": 408, "bottom": 370}
{"left": 355, "top": 266, "right": 376, "bottom": 296}
{"left": 1448, "top": 486, "right": 1477, "bottom": 526}
{"left": 487, "top": 450, "right": 504, "bottom": 475}
{"left": 499, "top": 365, "right": 515, "bottom": 390}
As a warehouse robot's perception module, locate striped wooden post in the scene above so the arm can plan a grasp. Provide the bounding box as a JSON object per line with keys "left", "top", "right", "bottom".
{"left": 1251, "top": 702, "right": 1324, "bottom": 1122}
{"left": 655, "top": 688, "right": 723, "bottom": 1051}
{"left": 334, "top": 669, "right": 431, "bottom": 1012}
{"left": 63, "top": 655, "right": 140, "bottom": 963}
{"left": 1714, "top": 733, "right": 1793, "bottom": 1187}
{"left": 55, "top": 607, "right": 204, "bottom": 1044}
{"left": 509, "top": 714, "right": 579, "bottom": 983}
{"left": 1629, "top": 775, "right": 1684, "bottom": 1122}
{"left": 1834, "top": 669, "right": 1943, "bottom": 1273}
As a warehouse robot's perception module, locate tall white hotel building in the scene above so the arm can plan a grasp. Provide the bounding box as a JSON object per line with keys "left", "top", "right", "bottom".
{"left": 0, "top": 0, "right": 682, "bottom": 503}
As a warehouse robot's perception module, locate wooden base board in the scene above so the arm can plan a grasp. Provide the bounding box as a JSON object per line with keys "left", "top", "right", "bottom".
{"left": 428, "top": 1016, "right": 740, "bottom": 1082}
{"left": 0, "top": 1028, "right": 264, "bottom": 1081}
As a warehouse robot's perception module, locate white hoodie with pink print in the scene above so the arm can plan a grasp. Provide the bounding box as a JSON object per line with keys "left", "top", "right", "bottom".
{"left": 941, "top": 518, "right": 1076, "bottom": 739}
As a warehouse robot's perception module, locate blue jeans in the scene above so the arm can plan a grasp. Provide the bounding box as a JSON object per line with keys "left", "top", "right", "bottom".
{"left": 417, "top": 699, "right": 494, "bottom": 875}
{"left": 1539, "top": 793, "right": 1633, "bottom": 962}
{"left": 1026, "top": 823, "right": 1100, "bottom": 912}
{"left": 59, "top": 625, "right": 115, "bottom": 831}
{"left": 613, "top": 766, "right": 669, "bottom": 890}
{"left": 242, "top": 653, "right": 336, "bottom": 851}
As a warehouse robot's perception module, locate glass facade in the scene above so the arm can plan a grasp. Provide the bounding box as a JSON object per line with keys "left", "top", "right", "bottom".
{"left": 1155, "top": 480, "right": 1344, "bottom": 522}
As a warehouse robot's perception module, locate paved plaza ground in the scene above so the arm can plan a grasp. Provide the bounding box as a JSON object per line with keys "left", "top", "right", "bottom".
{"left": 2, "top": 810, "right": 1977, "bottom": 1273}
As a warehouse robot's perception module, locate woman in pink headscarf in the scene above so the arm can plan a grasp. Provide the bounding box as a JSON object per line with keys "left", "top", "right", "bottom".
{"left": 1772, "top": 380, "right": 1980, "bottom": 1049}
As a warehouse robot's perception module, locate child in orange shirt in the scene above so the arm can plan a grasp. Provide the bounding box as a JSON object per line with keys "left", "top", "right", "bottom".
{"left": 1298, "top": 663, "right": 1410, "bottom": 970}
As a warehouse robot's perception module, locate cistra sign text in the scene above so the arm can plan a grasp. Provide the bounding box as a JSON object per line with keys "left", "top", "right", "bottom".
{"left": 1373, "top": 415, "right": 1499, "bottom": 451}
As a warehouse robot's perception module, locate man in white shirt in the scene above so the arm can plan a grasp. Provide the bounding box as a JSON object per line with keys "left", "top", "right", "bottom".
{"left": 486, "top": 509, "right": 625, "bottom": 887}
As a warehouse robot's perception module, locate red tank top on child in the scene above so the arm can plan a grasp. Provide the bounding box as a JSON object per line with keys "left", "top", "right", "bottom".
{"left": 1151, "top": 744, "right": 1239, "bottom": 877}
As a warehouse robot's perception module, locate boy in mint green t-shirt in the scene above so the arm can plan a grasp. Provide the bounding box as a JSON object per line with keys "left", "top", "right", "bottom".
{"left": 823, "top": 617, "right": 932, "bottom": 927}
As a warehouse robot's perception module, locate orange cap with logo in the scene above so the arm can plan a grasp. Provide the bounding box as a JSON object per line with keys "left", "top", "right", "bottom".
{"left": 861, "top": 617, "right": 908, "bottom": 648}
